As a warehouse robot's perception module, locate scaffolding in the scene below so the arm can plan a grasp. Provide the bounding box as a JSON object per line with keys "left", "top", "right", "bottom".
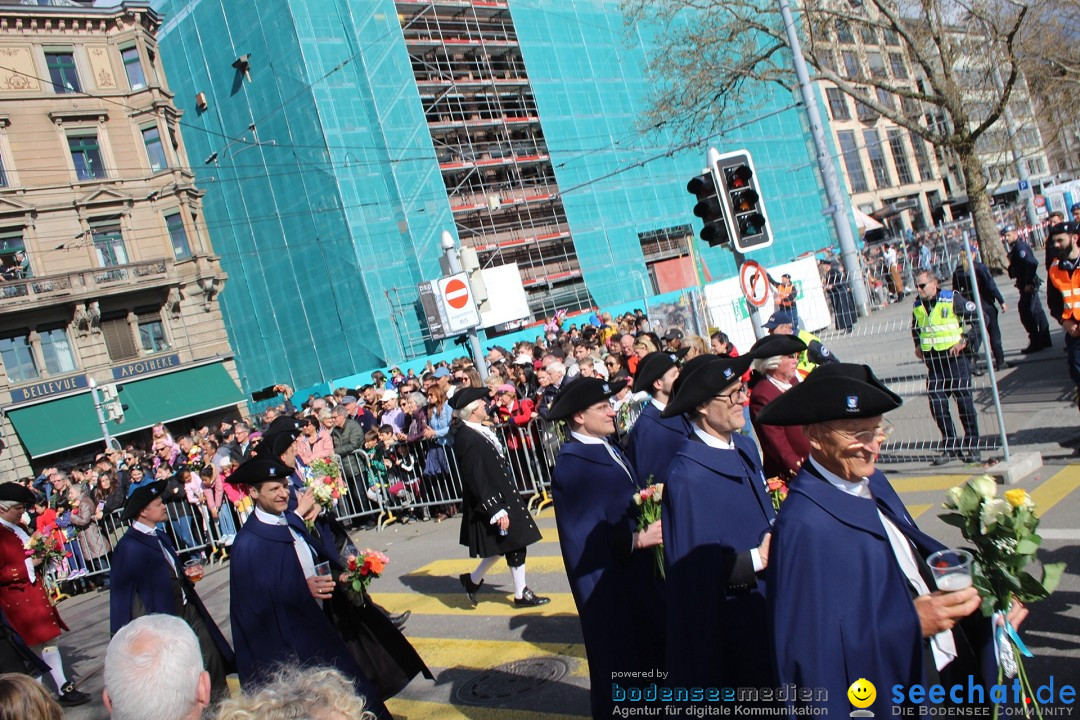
{"left": 398, "top": 0, "right": 595, "bottom": 319}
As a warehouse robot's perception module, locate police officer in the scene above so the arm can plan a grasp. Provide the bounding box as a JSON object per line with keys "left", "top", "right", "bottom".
{"left": 1046, "top": 222, "right": 1080, "bottom": 410}
{"left": 762, "top": 310, "right": 838, "bottom": 377}
{"left": 951, "top": 253, "right": 1011, "bottom": 371}
{"left": 912, "top": 269, "right": 981, "bottom": 465}
{"left": 1005, "top": 225, "right": 1052, "bottom": 353}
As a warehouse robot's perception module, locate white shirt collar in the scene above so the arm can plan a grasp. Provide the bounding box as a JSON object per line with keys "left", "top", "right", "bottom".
{"left": 692, "top": 424, "right": 734, "bottom": 450}
{"left": 132, "top": 521, "right": 158, "bottom": 535}
{"left": 0, "top": 518, "right": 28, "bottom": 538}
{"left": 569, "top": 430, "right": 604, "bottom": 445}
{"left": 650, "top": 397, "right": 667, "bottom": 412}
{"left": 254, "top": 506, "right": 286, "bottom": 526}
{"left": 809, "top": 456, "right": 872, "bottom": 499}
{"left": 767, "top": 375, "right": 794, "bottom": 393}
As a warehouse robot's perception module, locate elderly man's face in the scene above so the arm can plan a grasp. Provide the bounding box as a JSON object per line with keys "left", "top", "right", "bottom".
{"left": 807, "top": 415, "right": 886, "bottom": 481}
{"left": 696, "top": 380, "right": 748, "bottom": 437}
{"left": 620, "top": 335, "right": 635, "bottom": 355}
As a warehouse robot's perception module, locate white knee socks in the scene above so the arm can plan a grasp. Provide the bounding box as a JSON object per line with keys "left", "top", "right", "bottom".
{"left": 40, "top": 646, "right": 68, "bottom": 692}
{"left": 510, "top": 564, "right": 527, "bottom": 599}
{"left": 470, "top": 556, "right": 499, "bottom": 585}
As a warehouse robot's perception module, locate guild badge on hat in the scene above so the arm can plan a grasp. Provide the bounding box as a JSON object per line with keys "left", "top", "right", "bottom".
{"left": 723, "top": 367, "right": 734, "bottom": 379}
{"left": 269, "top": 466, "right": 277, "bottom": 476}
{"left": 602, "top": 383, "right": 610, "bottom": 393}
{"left": 846, "top": 395, "right": 859, "bottom": 412}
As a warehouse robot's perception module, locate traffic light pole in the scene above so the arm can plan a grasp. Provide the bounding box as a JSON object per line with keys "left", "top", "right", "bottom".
{"left": 87, "top": 378, "right": 114, "bottom": 451}
{"left": 777, "top": 0, "right": 871, "bottom": 317}
{"left": 440, "top": 231, "right": 489, "bottom": 381}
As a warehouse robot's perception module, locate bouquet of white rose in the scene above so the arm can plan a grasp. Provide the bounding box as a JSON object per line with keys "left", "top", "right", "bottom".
{"left": 940, "top": 475, "right": 1065, "bottom": 720}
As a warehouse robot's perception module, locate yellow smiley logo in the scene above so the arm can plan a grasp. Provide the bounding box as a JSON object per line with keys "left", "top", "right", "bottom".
{"left": 848, "top": 678, "right": 876, "bottom": 709}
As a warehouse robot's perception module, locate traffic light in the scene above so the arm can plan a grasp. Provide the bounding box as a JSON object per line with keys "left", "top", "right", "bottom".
{"left": 103, "top": 383, "right": 127, "bottom": 423}
{"left": 687, "top": 171, "right": 730, "bottom": 246}
{"left": 715, "top": 150, "right": 773, "bottom": 252}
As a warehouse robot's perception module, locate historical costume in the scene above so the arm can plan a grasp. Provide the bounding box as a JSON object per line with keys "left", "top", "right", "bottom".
{"left": 0, "top": 483, "right": 88, "bottom": 706}
{"left": 747, "top": 334, "right": 812, "bottom": 479}
{"left": 625, "top": 351, "right": 691, "bottom": 485}
{"left": 450, "top": 387, "right": 548, "bottom": 607}
{"left": 109, "top": 480, "right": 235, "bottom": 698}
{"left": 759, "top": 363, "right": 997, "bottom": 716}
{"left": 659, "top": 355, "right": 775, "bottom": 691}
{"left": 549, "top": 378, "right": 666, "bottom": 718}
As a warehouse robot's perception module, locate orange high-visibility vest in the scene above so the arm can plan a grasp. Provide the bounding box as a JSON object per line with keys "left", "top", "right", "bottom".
{"left": 1049, "top": 258, "right": 1080, "bottom": 321}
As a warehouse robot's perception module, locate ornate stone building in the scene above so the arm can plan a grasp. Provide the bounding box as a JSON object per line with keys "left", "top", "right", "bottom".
{"left": 0, "top": 0, "right": 243, "bottom": 476}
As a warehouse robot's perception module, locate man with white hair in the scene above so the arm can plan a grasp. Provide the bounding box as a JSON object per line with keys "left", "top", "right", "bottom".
{"left": 449, "top": 387, "right": 549, "bottom": 608}
{"left": 103, "top": 614, "right": 209, "bottom": 720}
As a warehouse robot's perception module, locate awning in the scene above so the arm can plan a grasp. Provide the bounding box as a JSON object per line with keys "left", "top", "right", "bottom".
{"left": 853, "top": 208, "right": 885, "bottom": 233}
{"left": 7, "top": 361, "right": 243, "bottom": 458}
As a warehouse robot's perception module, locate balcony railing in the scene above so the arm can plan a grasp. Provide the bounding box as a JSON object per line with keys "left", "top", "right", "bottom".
{"left": 0, "top": 258, "right": 174, "bottom": 307}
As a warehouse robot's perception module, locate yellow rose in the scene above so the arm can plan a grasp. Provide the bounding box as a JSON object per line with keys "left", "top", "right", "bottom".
{"left": 1004, "top": 488, "right": 1030, "bottom": 509}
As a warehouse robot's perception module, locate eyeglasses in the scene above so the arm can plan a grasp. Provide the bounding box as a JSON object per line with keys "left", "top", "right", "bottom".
{"left": 605, "top": 360, "right": 618, "bottom": 367}
{"left": 916, "top": 282, "right": 932, "bottom": 289}
{"left": 822, "top": 420, "right": 895, "bottom": 447}
{"left": 713, "top": 383, "right": 749, "bottom": 404}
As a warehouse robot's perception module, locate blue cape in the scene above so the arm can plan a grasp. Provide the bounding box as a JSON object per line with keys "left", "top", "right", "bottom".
{"left": 626, "top": 402, "right": 691, "bottom": 485}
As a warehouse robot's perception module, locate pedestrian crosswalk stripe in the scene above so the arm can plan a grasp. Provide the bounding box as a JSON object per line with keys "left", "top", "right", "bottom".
{"left": 539, "top": 527, "right": 559, "bottom": 543}
{"left": 406, "top": 637, "right": 588, "bottom": 677}
{"left": 1029, "top": 464, "right": 1080, "bottom": 515}
{"left": 891, "top": 475, "right": 975, "bottom": 493}
{"left": 906, "top": 503, "right": 933, "bottom": 520}
{"left": 409, "top": 556, "right": 567, "bottom": 578}
{"left": 387, "top": 698, "right": 587, "bottom": 719}
{"left": 372, "top": 591, "right": 578, "bottom": 616}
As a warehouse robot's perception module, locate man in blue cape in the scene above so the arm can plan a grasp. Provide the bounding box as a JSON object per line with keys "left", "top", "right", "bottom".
{"left": 659, "top": 354, "right": 775, "bottom": 692}
{"left": 758, "top": 363, "right": 1028, "bottom": 716}
{"left": 625, "top": 351, "right": 691, "bottom": 485}
{"left": 549, "top": 377, "right": 666, "bottom": 718}
{"left": 109, "top": 479, "right": 234, "bottom": 699}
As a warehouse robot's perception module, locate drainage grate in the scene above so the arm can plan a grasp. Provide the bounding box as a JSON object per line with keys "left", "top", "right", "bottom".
{"left": 455, "top": 657, "right": 569, "bottom": 705}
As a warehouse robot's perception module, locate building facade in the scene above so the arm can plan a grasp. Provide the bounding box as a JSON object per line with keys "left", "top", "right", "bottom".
{"left": 813, "top": 20, "right": 952, "bottom": 231}
{"left": 0, "top": 0, "right": 243, "bottom": 476}
{"left": 150, "top": 0, "right": 846, "bottom": 398}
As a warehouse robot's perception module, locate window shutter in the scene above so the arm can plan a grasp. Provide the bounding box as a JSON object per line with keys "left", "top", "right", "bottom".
{"left": 101, "top": 316, "right": 137, "bottom": 361}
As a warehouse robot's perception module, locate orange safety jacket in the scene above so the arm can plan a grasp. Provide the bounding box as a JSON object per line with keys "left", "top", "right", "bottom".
{"left": 1048, "top": 258, "right": 1080, "bottom": 322}
{"left": 776, "top": 283, "right": 796, "bottom": 309}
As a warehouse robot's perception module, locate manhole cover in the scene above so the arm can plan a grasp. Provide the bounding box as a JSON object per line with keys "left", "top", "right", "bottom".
{"left": 455, "top": 657, "right": 568, "bottom": 705}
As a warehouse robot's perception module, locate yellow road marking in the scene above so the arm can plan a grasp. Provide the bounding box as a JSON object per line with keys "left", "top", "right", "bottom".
{"left": 387, "top": 698, "right": 586, "bottom": 720}
{"left": 407, "top": 637, "right": 588, "bottom": 677}
{"left": 410, "top": 556, "right": 567, "bottom": 577}
{"left": 371, "top": 591, "right": 578, "bottom": 617}
{"left": 1030, "top": 464, "right": 1080, "bottom": 515}
{"left": 539, "top": 527, "right": 559, "bottom": 544}
{"left": 906, "top": 503, "right": 933, "bottom": 520}
{"left": 891, "top": 475, "right": 971, "bottom": 493}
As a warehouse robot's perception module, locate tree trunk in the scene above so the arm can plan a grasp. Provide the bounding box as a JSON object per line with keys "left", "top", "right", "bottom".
{"left": 959, "top": 149, "right": 1008, "bottom": 273}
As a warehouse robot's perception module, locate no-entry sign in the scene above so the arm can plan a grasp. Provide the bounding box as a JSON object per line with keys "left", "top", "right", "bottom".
{"left": 739, "top": 261, "right": 770, "bottom": 308}
{"left": 437, "top": 272, "right": 481, "bottom": 333}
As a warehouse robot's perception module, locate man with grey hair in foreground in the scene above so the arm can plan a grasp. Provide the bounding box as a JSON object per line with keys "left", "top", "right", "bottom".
{"left": 103, "top": 614, "right": 210, "bottom": 720}
{"left": 448, "top": 387, "right": 548, "bottom": 608}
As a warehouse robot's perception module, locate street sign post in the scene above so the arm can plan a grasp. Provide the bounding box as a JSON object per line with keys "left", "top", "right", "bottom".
{"left": 739, "top": 260, "right": 770, "bottom": 308}
{"left": 437, "top": 272, "right": 481, "bottom": 333}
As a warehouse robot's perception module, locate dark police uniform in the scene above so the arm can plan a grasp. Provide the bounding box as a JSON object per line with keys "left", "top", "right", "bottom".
{"left": 912, "top": 289, "right": 980, "bottom": 461}
{"left": 951, "top": 259, "right": 1008, "bottom": 369}
{"left": 1008, "top": 237, "right": 1052, "bottom": 352}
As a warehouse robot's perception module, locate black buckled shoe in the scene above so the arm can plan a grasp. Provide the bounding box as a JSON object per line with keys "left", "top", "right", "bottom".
{"left": 459, "top": 573, "right": 483, "bottom": 608}
{"left": 513, "top": 587, "right": 551, "bottom": 608}
{"left": 57, "top": 683, "right": 90, "bottom": 707}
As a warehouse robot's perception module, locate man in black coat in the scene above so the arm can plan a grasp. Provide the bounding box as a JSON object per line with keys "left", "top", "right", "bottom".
{"left": 952, "top": 254, "right": 1011, "bottom": 371}
{"left": 109, "top": 481, "right": 234, "bottom": 699}
{"left": 1005, "top": 226, "right": 1052, "bottom": 353}
{"left": 449, "top": 387, "right": 549, "bottom": 607}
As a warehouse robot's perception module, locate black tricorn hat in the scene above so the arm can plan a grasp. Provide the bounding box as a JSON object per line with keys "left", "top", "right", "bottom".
{"left": 256, "top": 416, "right": 303, "bottom": 459}
{"left": 754, "top": 363, "right": 902, "bottom": 426}
{"left": 661, "top": 354, "right": 753, "bottom": 418}
{"left": 0, "top": 482, "right": 36, "bottom": 506}
{"left": 225, "top": 456, "right": 295, "bottom": 488}
{"left": 546, "top": 377, "right": 627, "bottom": 422}
{"left": 748, "top": 333, "right": 807, "bottom": 359}
{"left": 121, "top": 480, "right": 168, "bottom": 522}
{"left": 447, "top": 386, "right": 490, "bottom": 411}
{"left": 632, "top": 351, "right": 682, "bottom": 394}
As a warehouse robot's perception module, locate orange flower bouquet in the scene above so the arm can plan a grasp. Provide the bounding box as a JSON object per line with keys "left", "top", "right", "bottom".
{"left": 343, "top": 548, "right": 390, "bottom": 607}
